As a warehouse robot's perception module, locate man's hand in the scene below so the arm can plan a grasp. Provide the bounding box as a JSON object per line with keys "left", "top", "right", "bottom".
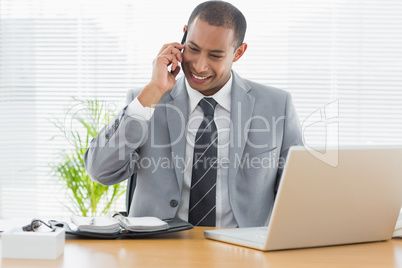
{"left": 138, "top": 42, "right": 184, "bottom": 108}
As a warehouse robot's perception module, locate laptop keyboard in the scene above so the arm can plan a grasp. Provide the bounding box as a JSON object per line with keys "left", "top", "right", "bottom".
{"left": 230, "top": 227, "right": 268, "bottom": 243}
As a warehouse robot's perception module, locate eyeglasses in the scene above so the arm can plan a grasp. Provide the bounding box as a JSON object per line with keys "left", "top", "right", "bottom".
{"left": 22, "top": 218, "right": 56, "bottom": 233}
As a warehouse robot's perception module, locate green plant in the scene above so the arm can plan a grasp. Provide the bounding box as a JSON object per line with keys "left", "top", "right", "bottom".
{"left": 51, "top": 99, "right": 126, "bottom": 216}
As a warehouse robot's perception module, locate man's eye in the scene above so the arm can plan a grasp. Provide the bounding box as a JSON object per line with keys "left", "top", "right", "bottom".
{"left": 189, "top": 46, "right": 198, "bottom": 52}
{"left": 211, "top": 55, "right": 222, "bottom": 59}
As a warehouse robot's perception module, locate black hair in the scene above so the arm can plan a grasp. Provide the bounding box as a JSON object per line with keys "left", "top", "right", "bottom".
{"left": 187, "top": 1, "right": 247, "bottom": 49}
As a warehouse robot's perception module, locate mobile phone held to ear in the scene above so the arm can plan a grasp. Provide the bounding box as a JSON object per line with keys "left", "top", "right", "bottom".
{"left": 180, "top": 30, "right": 187, "bottom": 45}
{"left": 171, "top": 30, "right": 187, "bottom": 74}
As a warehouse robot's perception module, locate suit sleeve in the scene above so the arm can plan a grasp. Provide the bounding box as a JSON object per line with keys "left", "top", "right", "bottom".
{"left": 83, "top": 88, "right": 151, "bottom": 185}
{"left": 276, "top": 93, "right": 303, "bottom": 187}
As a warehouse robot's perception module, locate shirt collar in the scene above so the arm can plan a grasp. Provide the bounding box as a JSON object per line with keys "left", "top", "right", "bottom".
{"left": 185, "top": 73, "right": 232, "bottom": 113}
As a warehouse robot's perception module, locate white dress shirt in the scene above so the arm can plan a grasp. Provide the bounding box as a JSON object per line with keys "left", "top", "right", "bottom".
{"left": 126, "top": 74, "right": 237, "bottom": 227}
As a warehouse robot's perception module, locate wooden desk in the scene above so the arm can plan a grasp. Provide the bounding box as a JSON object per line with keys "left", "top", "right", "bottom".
{"left": 2, "top": 227, "right": 402, "bottom": 268}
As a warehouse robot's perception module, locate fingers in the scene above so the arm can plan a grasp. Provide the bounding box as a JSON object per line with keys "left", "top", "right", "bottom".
{"left": 171, "top": 65, "right": 181, "bottom": 78}
{"left": 149, "top": 43, "right": 184, "bottom": 93}
{"left": 156, "top": 43, "right": 184, "bottom": 72}
{"left": 160, "top": 45, "right": 184, "bottom": 64}
{"left": 156, "top": 53, "right": 179, "bottom": 72}
{"left": 157, "top": 42, "right": 184, "bottom": 55}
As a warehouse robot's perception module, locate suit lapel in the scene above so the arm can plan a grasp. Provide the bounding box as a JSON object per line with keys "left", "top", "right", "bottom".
{"left": 166, "top": 77, "right": 189, "bottom": 192}
{"left": 228, "top": 71, "right": 255, "bottom": 191}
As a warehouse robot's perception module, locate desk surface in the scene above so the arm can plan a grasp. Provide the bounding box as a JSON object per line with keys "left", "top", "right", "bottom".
{"left": 2, "top": 227, "right": 402, "bottom": 268}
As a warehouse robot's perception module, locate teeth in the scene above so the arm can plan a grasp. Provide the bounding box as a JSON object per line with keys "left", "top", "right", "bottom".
{"left": 193, "top": 73, "right": 209, "bottom": 80}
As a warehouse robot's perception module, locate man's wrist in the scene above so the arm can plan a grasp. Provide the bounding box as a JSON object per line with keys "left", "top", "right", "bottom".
{"left": 126, "top": 97, "right": 155, "bottom": 121}
{"left": 137, "top": 83, "right": 166, "bottom": 108}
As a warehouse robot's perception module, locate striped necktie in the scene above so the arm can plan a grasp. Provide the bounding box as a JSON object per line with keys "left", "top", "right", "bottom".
{"left": 189, "top": 97, "right": 218, "bottom": 226}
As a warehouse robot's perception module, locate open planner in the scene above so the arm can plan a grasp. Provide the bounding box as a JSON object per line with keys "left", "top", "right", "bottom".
{"left": 49, "top": 211, "right": 193, "bottom": 238}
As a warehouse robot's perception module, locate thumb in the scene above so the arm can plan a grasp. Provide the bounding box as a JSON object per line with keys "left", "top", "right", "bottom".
{"left": 171, "top": 65, "right": 181, "bottom": 78}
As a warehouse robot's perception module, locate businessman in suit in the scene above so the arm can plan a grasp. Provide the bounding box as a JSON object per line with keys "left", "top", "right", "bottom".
{"left": 84, "top": 1, "right": 303, "bottom": 227}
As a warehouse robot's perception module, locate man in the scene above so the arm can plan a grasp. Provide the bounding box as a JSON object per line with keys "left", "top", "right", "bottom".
{"left": 84, "top": 1, "right": 302, "bottom": 227}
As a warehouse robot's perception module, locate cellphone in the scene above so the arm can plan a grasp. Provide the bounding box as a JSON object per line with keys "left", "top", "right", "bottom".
{"left": 170, "top": 30, "right": 187, "bottom": 74}
{"left": 180, "top": 30, "right": 187, "bottom": 45}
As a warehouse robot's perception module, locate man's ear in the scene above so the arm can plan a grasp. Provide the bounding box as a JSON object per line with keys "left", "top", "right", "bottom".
{"left": 233, "top": 43, "right": 247, "bottom": 62}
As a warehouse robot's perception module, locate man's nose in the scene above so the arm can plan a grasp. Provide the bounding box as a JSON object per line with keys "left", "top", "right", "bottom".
{"left": 193, "top": 56, "right": 209, "bottom": 73}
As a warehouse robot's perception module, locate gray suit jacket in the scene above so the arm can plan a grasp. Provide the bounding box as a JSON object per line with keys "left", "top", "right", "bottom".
{"left": 84, "top": 71, "right": 303, "bottom": 227}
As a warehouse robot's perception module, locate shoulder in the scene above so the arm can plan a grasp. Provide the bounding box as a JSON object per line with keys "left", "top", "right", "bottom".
{"left": 234, "top": 72, "right": 290, "bottom": 102}
{"left": 232, "top": 72, "right": 295, "bottom": 118}
{"left": 124, "top": 87, "right": 173, "bottom": 106}
{"left": 125, "top": 76, "right": 186, "bottom": 105}
{"left": 245, "top": 78, "right": 289, "bottom": 98}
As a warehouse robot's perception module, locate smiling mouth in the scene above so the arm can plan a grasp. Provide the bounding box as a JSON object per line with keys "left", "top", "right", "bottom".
{"left": 191, "top": 72, "right": 212, "bottom": 82}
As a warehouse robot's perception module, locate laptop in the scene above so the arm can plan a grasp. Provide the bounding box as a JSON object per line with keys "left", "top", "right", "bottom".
{"left": 204, "top": 146, "right": 402, "bottom": 251}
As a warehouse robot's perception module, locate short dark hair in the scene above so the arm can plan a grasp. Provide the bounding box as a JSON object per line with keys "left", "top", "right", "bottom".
{"left": 187, "top": 1, "right": 247, "bottom": 49}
